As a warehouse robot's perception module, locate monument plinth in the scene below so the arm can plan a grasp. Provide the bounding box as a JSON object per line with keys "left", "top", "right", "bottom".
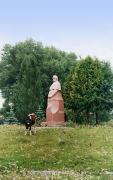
{"left": 46, "top": 75, "right": 65, "bottom": 127}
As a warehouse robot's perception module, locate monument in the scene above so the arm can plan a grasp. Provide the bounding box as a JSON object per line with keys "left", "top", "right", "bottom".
{"left": 46, "top": 75, "right": 65, "bottom": 126}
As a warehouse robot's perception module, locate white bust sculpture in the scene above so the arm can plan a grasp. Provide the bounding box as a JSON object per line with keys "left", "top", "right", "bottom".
{"left": 48, "top": 75, "right": 61, "bottom": 98}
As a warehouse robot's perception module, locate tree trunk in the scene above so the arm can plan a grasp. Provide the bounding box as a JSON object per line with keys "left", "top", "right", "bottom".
{"left": 95, "top": 112, "right": 99, "bottom": 124}
{"left": 86, "top": 110, "right": 89, "bottom": 124}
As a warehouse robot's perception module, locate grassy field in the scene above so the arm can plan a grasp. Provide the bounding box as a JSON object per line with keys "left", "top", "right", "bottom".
{"left": 1, "top": 124, "right": 113, "bottom": 179}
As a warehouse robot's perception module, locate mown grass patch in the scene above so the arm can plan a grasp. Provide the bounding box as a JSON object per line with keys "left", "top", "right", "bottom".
{"left": 1, "top": 124, "right": 113, "bottom": 179}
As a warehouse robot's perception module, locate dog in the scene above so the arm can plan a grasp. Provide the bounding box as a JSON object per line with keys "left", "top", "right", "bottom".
{"left": 25, "top": 113, "right": 37, "bottom": 135}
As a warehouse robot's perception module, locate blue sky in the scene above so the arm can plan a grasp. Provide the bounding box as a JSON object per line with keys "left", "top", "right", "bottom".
{"left": 0, "top": 0, "right": 113, "bottom": 108}
{"left": 0, "top": 0, "right": 113, "bottom": 64}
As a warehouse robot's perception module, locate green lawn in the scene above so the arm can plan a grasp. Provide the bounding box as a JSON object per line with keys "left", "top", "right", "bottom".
{"left": 1, "top": 124, "right": 113, "bottom": 179}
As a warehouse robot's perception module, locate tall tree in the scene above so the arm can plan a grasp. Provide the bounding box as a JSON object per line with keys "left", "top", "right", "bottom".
{"left": 63, "top": 56, "right": 113, "bottom": 124}
{"left": 0, "top": 39, "right": 77, "bottom": 121}
{"left": 0, "top": 39, "right": 44, "bottom": 120}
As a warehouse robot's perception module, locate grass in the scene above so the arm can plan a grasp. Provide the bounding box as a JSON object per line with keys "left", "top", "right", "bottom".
{"left": 1, "top": 124, "right": 113, "bottom": 179}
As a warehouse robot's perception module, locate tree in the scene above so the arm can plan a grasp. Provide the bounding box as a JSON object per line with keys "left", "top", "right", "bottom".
{"left": 0, "top": 39, "right": 44, "bottom": 121}
{"left": 0, "top": 39, "right": 77, "bottom": 121}
{"left": 63, "top": 56, "right": 113, "bottom": 124}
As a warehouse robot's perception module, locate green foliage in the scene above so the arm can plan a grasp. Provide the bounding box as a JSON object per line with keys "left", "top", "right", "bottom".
{"left": 0, "top": 39, "right": 44, "bottom": 120}
{"left": 63, "top": 56, "right": 113, "bottom": 124}
{"left": 1, "top": 39, "right": 113, "bottom": 125}
{"left": 0, "top": 39, "right": 77, "bottom": 121}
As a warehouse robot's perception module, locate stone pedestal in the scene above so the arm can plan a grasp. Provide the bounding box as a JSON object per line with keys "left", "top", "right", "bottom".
{"left": 46, "top": 91, "right": 65, "bottom": 127}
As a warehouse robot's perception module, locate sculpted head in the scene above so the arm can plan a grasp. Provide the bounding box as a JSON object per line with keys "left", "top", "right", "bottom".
{"left": 52, "top": 75, "right": 58, "bottom": 82}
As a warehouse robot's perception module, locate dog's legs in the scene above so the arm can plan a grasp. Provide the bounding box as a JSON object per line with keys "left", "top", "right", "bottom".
{"left": 25, "top": 130, "right": 27, "bottom": 135}
{"left": 29, "top": 126, "right": 32, "bottom": 136}
{"left": 29, "top": 130, "right": 32, "bottom": 136}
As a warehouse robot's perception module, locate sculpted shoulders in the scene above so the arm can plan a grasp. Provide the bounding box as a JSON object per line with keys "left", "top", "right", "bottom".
{"left": 50, "top": 81, "right": 61, "bottom": 90}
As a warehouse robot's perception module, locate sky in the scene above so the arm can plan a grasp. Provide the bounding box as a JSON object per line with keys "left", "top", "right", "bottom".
{"left": 0, "top": 0, "right": 113, "bottom": 108}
